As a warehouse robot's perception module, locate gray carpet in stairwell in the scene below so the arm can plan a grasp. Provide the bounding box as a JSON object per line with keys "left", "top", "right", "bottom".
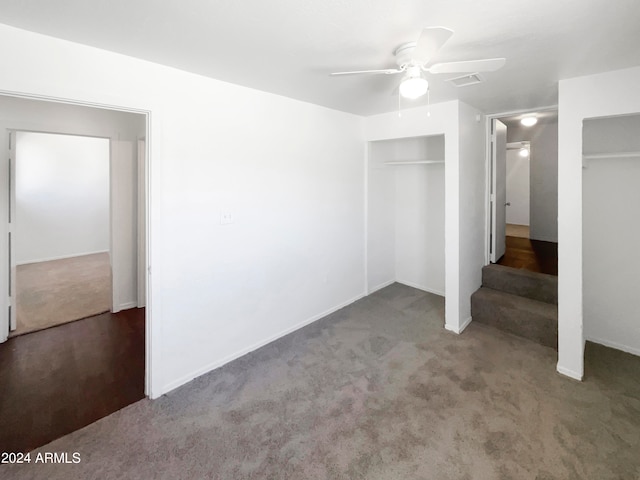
{"left": 471, "top": 265, "right": 559, "bottom": 349}
{"left": 481, "top": 264, "right": 558, "bottom": 304}
{"left": 4, "top": 283, "right": 640, "bottom": 479}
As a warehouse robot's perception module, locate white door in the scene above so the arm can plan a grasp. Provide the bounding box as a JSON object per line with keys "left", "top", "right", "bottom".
{"left": 491, "top": 119, "right": 507, "bottom": 262}
{"left": 505, "top": 144, "right": 530, "bottom": 227}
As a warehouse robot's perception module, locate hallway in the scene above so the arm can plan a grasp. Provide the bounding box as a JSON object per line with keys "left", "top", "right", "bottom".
{"left": 498, "top": 235, "right": 558, "bottom": 275}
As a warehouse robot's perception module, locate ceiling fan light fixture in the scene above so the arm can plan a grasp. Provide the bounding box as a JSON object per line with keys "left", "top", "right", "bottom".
{"left": 520, "top": 116, "right": 538, "bottom": 127}
{"left": 399, "top": 76, "right": 429, "bottom": 99}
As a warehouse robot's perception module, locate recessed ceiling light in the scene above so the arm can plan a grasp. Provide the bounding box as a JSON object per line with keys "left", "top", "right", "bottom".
{"left": 519, "top": 147, "right": 529, "bottom": 157}
{"left": 521, "top": 116, "right": 538, "bottom": 127}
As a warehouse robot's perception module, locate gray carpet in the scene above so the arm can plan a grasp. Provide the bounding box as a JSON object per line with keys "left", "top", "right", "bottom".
{"left": 5, "top": 283, "right": 640, "bottom": 479}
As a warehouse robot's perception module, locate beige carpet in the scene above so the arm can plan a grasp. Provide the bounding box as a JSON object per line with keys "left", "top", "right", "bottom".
{"left": 13, "top": 252, "right": 111, "bottom": 336}
{"left": 506, "top": 223, "right": 530, "bottom": 238}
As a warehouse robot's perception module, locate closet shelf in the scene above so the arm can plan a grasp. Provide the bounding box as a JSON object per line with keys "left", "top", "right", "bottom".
{"left": 582, "top": 151, "right": 640, "bottom": 160}
{"left": 384, "top": 159, "right": 444, "bottom": 166}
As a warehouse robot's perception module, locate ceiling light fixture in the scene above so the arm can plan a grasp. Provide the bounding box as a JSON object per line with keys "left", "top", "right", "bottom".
{"left": 519, "top": 147, "right": 529, "bottom": 157}
{"left": 520, "top": 116, "right": 538, "bottom": 127}
{"left": 399, "top": 66, "right": 429, "bottom": 99}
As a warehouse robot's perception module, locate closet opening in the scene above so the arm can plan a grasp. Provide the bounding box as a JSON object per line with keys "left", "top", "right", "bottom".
{"left": 366, "top": 134, "right": 445, "bottom": 301}
{"left": 582, "top": 113, "right": 640, "bottom": 368}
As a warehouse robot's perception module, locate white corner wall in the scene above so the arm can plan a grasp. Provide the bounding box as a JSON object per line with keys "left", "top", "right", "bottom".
{"left": 0, "top": 24, "right": 366, "bottom": 397}
{"left": 457, "top": 102, "right": 486, "bottom": 332}
{"left": 558, "top": 65, "right": 640, "bottom": 380}
{"left": 15, "top": 132, "right": 110, "bottom": 264}
{"left": 367, "top": 140, "right": 396, "bottom": 292}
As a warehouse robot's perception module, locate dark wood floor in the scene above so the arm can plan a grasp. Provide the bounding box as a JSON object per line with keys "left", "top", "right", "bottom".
{"left": 497, "top": 236, "right": 558, "bottom": 276}
{"left": 0, "top": 308, "right": 145, "bottom": 453}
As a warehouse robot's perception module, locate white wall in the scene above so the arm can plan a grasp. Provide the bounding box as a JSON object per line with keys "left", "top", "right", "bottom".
{"left": 505, "top": 148, "right": 530, "bottom": 226}
{"left": 457, "top": 102, "right": 486, "bottom": 331}
{"left": 558, "top": 65, "right": 640, "bottom": 380}
{"left": 582, "top": 115, "right": 640, "bottom": 355}
{"left": 507, "top": 122, "right": 558, "bottom": 242}
{"left": 0, "top": 24, "right": 366, "bottom": 397}
{"left": 367, "top": 140, "right": 396, "bottom": 292}
{"left": 15, "top": 132, "right": 110, "bottom": 264}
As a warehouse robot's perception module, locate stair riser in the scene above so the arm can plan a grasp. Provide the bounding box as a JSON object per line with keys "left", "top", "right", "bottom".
{"left": 471, "top": 289, "right": 558, "bottom": 349}
{"left": 482, "top": 265, "right": 558, "bottom": 304}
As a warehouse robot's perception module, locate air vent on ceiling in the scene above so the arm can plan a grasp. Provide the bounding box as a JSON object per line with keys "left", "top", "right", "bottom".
{"left": 447, "top": 73, "right": 483, "bottom": 87}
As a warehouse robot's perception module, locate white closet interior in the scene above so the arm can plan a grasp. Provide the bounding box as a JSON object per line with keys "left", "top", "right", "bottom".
{"left": 582, "top": 114, "right": 640, "bottom": 356}
{"left": 367, "top": 134, "right": 445, "bottom": 296}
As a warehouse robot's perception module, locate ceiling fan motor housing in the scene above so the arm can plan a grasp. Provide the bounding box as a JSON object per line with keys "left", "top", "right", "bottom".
{"left": 394, "top": 42, "right": 419, "bottom": 67}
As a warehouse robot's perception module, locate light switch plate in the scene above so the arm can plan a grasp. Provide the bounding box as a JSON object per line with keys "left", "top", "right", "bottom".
{"left": 220, "top": 212, "right": 234, "bottom": 225}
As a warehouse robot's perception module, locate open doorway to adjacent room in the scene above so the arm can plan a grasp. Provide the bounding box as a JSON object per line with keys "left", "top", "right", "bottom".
{"left": 0, "top": 94, "right": 149, "bottom": 454}
{"left": 10, "top": 131, "right": 112, "bottom": 337}
{"left": 488, "top": 109, "right": 558, "bottom": 276}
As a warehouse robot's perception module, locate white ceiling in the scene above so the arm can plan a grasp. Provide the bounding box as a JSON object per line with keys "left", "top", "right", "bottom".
{"left": 0, "top": 0, "right": 639, "bottom": 116}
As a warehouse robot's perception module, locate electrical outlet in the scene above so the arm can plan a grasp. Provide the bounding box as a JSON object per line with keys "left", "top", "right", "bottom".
{"left": 220, "top": 212, "right": 234, "bottom": 225}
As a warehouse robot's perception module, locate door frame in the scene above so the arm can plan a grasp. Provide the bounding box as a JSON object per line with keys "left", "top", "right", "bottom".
{"left": 0, "top": 91, "right": 153, "bottom": 398}
{"left": 490, "top": 118, "right": 507, "bottom": 263}
{"left": 483, "top": 106, "right": 558, "bottom": 265}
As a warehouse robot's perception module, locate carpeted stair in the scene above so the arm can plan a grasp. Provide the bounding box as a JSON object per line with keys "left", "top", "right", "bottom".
{"left": 471, "top": 264, "right": 558, "bottom": 349}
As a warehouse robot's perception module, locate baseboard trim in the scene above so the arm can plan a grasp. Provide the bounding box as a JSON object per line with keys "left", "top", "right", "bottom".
{"left": 162, "top": 292, "right": 366, "bottom": 395}
{"left": 116, "top": 301, "right": 138, "bottom": 312}
{"left": 556, "top": 364, "right": 583, "bottom": 381}
{"left": 368, "top": 279, "right": 395, "bottom": 295}
{"left": 585, "top": 336, "right": 640, "bottom": 357}
{"left": 445, "top": 316, "right": 472, "bottom": 334}
{"left": 17, "top": 250, "right": 109, "bottom": 266}
{"left": 396, "top": 279, "right": 445, "bottom": 297}
{"left": 529, "top": 234, "right": 558, "bottom": 244}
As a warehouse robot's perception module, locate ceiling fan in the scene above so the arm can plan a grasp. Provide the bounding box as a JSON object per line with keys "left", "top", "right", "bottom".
{"left": 330, "top": 27, "right": 506, "bottom": 100}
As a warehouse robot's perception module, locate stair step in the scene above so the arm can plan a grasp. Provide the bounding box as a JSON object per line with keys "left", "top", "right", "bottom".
{"left": 471, "top": 287, "right": 558, "bottom": 349}
{"left": 482, "top": 264, "right": 557, "bottom": 304}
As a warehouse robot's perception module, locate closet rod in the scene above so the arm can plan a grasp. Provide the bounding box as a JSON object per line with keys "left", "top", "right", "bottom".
{"left": 384, "top": 160, "right": 444, "bottom": 166}
{"left": 582, "top": 151, "right": 640, "bottom": 160}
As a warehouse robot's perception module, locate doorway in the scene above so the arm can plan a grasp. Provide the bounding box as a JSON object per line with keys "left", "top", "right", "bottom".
{"left": 0, "top": 94, "right": 149, "bottom": 453}
{"left": 487, "top": 110, "right": 558, "bottom": 275}
{"left": 10, "top": 131, "right": 111, "bottom": 336}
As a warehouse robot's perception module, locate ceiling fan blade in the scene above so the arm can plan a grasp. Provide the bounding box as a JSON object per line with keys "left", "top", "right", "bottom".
{"left": 429, "top": 58, "right": 506, "bottom": 74}
{"left": 330, "top": 68, "right": 402, "bottom": 76}
{"left": 412, "top": 27, "right": 454, "bottom": 63}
